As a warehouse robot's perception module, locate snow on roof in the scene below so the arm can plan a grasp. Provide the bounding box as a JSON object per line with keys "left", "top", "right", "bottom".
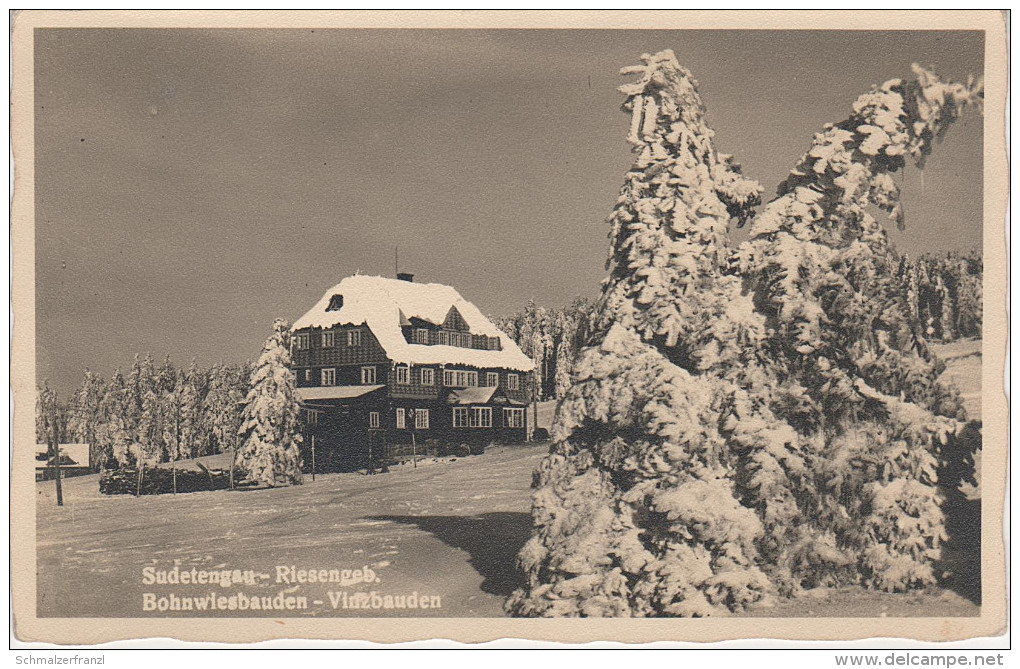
{"left": 446, "top": 387, "right": 498, "bottom": 405}
{"left": 292, "top": 275, "right": 536, "bottom": 372}
{"left": 35, "top": 443, "right": 90, "bottom": 467}
{"left": 295, "top": 385, "right": 386, "bottom": 402}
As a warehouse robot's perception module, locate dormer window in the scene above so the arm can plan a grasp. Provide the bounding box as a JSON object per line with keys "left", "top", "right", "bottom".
{"left": 413, "top": 328, "right": 429, "bottom": 345}
{"left": 326, "top": 294, "right": 344, "bottom": 312}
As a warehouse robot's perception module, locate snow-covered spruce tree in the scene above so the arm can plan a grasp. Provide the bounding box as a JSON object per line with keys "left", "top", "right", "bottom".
{"left": 179, "top": 359, "right": 206, "bottom": 458}
{"left": 95, "top": 369, "right": 136, "bottom": 467}
{"left": 153, "top": 356, "right": 178, "bottom": 462}
{"left": 905, "top": 251, "right": 983, "bottom": 342}
{"left": 552, "top": 311, "right": 575, "bottom": 400}
{"left": 68, "top": 369, "right": 105, "bottom": 469}
{"left": 735, "top": 65, "right": 982, "bottom": 591}
{"left": 508, "top": 50, "right": 790, "bottom": 617}
{"left": 125, "top": 354, "right": 146, "bottom": 441}
{"left": 36, "top": 381, "right": 59, "bottom": 447}
{"left": 137, "top": 379, "right": 164, "bottom": 466}
{"left": 236, "top": 319, "right": 303, "bottom": 488}
{"left": 203, "top": 364, "right": 244, "bottom": 456}
{"left": 494, "top": 297, "right": 596, "bottom": 400}
{"left": 954, "top": 254, "right": 983, "bottom": 338}
{"left": 514, "top": 300, "right": 554, "bottom": 400}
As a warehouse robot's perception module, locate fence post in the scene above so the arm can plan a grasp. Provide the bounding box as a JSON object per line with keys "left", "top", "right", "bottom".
{"left": 50, "top": 418, "right": 63, "bottom": 507}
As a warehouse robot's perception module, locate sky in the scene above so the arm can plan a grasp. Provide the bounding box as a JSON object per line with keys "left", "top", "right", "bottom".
{"left": 33, "top": 29, "right": 984, "bottom": 398}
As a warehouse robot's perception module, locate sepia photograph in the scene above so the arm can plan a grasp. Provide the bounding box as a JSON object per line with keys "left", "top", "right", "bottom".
{"left": 10, "top": 10, "right": 1008, "bottom": 647}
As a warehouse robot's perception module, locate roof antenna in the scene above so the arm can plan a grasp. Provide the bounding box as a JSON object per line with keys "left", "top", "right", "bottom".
{"left": 395, "top": 246, "right": 399, "bottom": 278}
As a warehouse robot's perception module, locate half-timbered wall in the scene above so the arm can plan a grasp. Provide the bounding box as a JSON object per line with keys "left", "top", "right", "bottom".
{"left": 388, "top": 363, "right": 441, "bottom": 400}
{"left": 291, "top": 324, "right": 389, "bottom": 387}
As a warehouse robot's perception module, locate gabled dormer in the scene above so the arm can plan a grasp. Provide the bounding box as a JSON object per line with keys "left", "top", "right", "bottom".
{"left": 442, "top": 306, "right": 470, "bottom": 332}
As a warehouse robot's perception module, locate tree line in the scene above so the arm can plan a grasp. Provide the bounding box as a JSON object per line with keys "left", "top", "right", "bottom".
{"left": 37, "top": 355, "right": 251, "bottom": 471}
{"left": 491, "top": 297, "right": 596, "bottom": 401}
{"left": 898, "top": 250, "right": 982, "bottom": 342}
{"left": 495, "top": 250, "right": 982, "bottom": 403}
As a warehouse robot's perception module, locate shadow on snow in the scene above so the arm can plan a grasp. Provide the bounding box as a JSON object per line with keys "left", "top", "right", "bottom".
{"left": 938, "top": 496, "right": 981, "bottom": 606}
{"left": 370, "top": 499, "right": 983, "bottom": 606}
{"left": 368, "top": 512, "right": 533, "bottom": 597}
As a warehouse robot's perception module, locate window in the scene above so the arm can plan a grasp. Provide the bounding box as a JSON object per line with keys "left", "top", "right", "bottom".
{"left": 504, "top": 408, "right": 525, "bottom": 429}
{"left": 485, "top": 372, "right": 499, "bottom": 388}
{"left": 369, "top": 412, "right": 380, "bottom": 429}
{"left": 395, "top": 365, "right": 410, "bottom": 385}
{"left": 413, "top": 328, "right": 429, "bottom": 344}
{"left": 303, "top": 369, "right": 311, "bottom": 383}
{"left": 326, "top": 294, "right": 344, "bottom": 312}
{"left": 444, "top": 370, "right": 477, "bottom": 388}
{"left": 439, "top": 331, "right": 450, "bottom": 346}
{"left": 489, "top": 337, "right": 502, "bottom": 351}
{"left": 396, "top": 408, "right": 406, "bottom": 429}
{"left": 321, "top": 331, "right": 335, "bottom": 347}
{"left": 305, "top": 409, "right": 320, "bottom": 425}
{"left": 321, "top": 368, "right": 336, "bottom": 386}
{"left": 420, "top": 368, "right": 434, "bottom": 386}
{"left": 347, "top": 329, "right": 362, "bottom": 347}
{"left": 454, "top": 406, "right": 495, "bottom": 428}
{"left": 507, "top": 373, "right": 520, "bottom": 390}
{"left": 361, "top": 366, "right": 376, "bottom": 384}
{"left": 415, "top": 408, "right": 430, "bottom": 430}
{"left": 470, "top": 407, "right": 492, "bottom": 428}
{"left": 293, "top": 333, "right": 309, "bottom": 350}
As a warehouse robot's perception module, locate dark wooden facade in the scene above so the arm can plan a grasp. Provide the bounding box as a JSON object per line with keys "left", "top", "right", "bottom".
{"left": 291, "top": 307, "right": 533, "bottom": 472}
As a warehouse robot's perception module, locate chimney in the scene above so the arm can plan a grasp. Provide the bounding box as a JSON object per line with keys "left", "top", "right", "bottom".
{"left": 397, "top": 272, "right": 414, "bottom": 283}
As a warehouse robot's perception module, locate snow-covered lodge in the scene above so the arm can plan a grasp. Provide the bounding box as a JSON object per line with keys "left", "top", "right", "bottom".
{"left": 290, "top": 274, "right": 536, "bottom": 470}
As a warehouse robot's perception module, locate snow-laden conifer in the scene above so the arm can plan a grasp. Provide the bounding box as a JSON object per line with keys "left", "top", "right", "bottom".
{"left": 36, "top": 381, "right": 59, "bottom": 446}
{"left": 203, "top": 363, "right": 247, "bottom": 456}
{"left": 236, "top": 319, "right": 303, "bottom": 487}
{"left": 137, "top": 381, "right": 164, "bottom": 466}
{"left": 736, "top": 65, "right": 982, "bottom": 590}
{"left": 552, "top": 311, "right": 575, "bottom": 400}
{"left": 68, "top": 369, "right": 105, "bottom": 469}
{"left": 96, "top": 370, "right": 134, "bottom": 467}
{"left": 179, "top": 359, "right": 206, "bottom": 458}
{"left": 509, "top": 51, "right": 779, "bottom": 617}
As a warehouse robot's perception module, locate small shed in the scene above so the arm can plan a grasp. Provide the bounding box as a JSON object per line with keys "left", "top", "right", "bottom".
{"left": 35, "top": 443, "right": 92, "bottom": 481}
